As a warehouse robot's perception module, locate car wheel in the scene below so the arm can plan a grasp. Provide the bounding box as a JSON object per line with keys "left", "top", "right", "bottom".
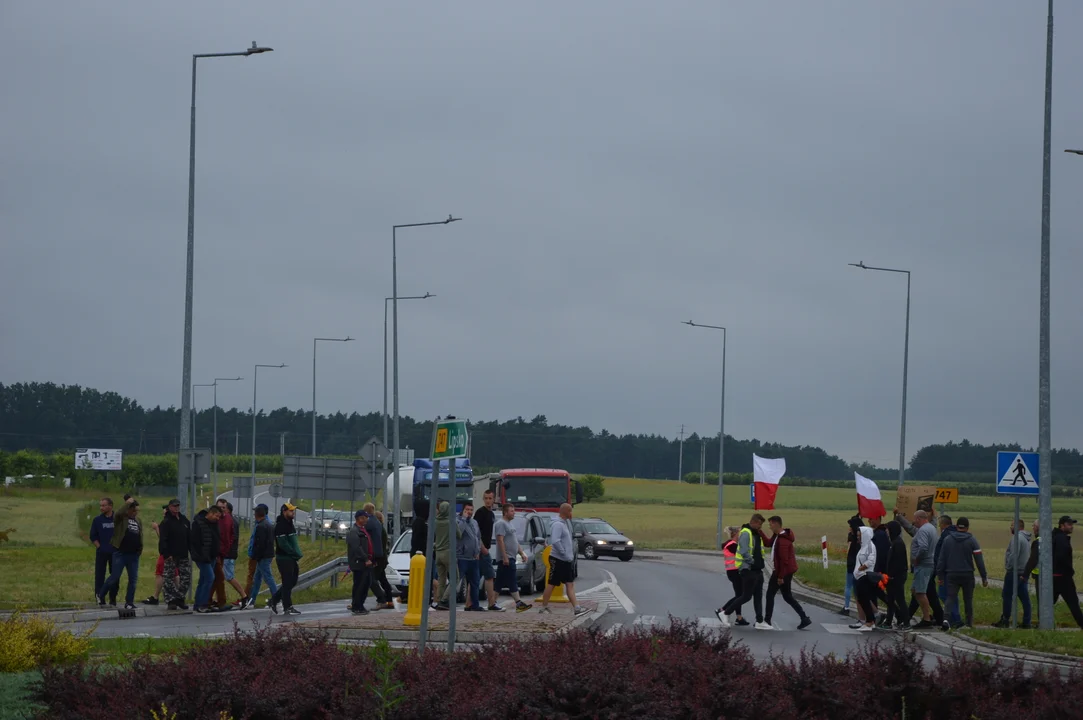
{"left": 619, "top": 553, "right": 633, "bottom": 562}
{"left": 583, "top": 544, "right": 596, "bottom": 560}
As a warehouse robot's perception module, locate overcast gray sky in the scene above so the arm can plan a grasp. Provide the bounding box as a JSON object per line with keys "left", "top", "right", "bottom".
{"left": 3, "top": 1, "right": 1083, "bottom": 468}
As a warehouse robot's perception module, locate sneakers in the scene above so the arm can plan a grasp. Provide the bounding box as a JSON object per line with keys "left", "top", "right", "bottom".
{"left": 488, "top": 604, "right": 506, "bottom": 612}
{"left": 515, "top": 601, "right": 533, "bottom": 613}
{"left": 235, "top": 596, "right": 251, "bottom": 610}
{"left": 574, "top": 605, "right": 590, "bottom": 616}
{"left": 142, "top": 597, "right": 159, "bottom": 606}
{"left": 538, "top": 607, "right": 552, "bottom": 614}
{"left": 383, "top": 602, "right": 396, "bottom": 610}
{"left": 754, "top": 621, "right": 773, "bottom": 630}
{"left": 352, "top": 607, "right": 369, "bottom": 615}
{"left": 734, "top": 618, "right": 750, "bottom": 627}
{"left": 269, "top": 600, "right": 279, "bottom": 615}
{"left": 992, "top": 618, "right": 1010, "bottom": 629}
{"left": 435, "top": 603, "right": 449, "bottom": 611}
{"left": 167, "top": 601, "right": 180, "bottom": 611}
{"left": 848, "top": 622, "right": 864, "bottom": 630}
{"left": 859, "top": 624, "right": 875, "bottom": 632}
{"left": 96, "top": 594, "right": 106, "bottom": 607}
{"left": 195, "top": 606, "right": 212, "bottom": 614}
{"left": 914, "top": 619, "right": 935, "bottom": 629}
{"left": 715, "top": 609, "right": 730, "bottom": 627}
{"left": 285, "top": 607, "right": 301, "bottom": 616}
{"left": 123, "top": 603, "right": 137, "bottom": 610}
{"left": 797, "top": 617, "right": 812, "bottom": 630}
{"left": 838, "top": 607, "right": 850, "bottom": 616}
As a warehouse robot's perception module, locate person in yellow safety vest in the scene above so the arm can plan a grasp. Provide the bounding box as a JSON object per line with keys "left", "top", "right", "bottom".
{"left": 719, "top": 527, "right": 748, "bottom": 626}
{"left": 717, "top": 513, "right": 770, "bottom": 629}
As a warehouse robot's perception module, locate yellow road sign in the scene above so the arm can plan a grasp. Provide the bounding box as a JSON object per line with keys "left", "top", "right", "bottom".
{"left": 934, "top": 487, "right": 959, "bottom": 504}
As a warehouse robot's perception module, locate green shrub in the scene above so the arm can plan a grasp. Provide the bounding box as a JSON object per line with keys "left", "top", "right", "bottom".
{"left": 0, "top": 612, "right": 92, "bottom": 672}
{"left": 579, "top": 474, "right": 605, "bottom": 501}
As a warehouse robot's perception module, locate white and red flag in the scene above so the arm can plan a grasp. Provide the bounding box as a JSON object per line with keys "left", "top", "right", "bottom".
{"left": 753, "top": 454, "right": 786, "bottom": 511}
{"left": 855, "top": 472, "right": 887, "bottom": 519}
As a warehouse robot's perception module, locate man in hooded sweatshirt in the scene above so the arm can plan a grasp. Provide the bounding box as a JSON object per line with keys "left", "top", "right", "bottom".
{"left": 433, "top": 500, "right": 462, "bottom": 611}
{"left": 936, "top": 516, "right": 988, "bottom": 629}
{"left": 841, "top": 515, "right": 863, "bottom": 617}
{"left": 994, "top": 519, "right": 1032, "bottom": 628}
{"left": 881, "top": 521, "right": 910, "bottom": 630}
{"left": 852, "top": 525, "right": 879, "bottom": 631}
{"left": 719, "top": 513, "right": 769, "bottom": 629}
{"left": 932, "top": 515, "right": 963, "bottom": 627}
{"left": 762, "top": 516, "right": 811, "bottom": 630}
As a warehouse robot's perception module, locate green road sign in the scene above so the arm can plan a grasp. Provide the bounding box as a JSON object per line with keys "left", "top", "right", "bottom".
{"left": 433, "top": 419, "right": 468, "bottom": 459}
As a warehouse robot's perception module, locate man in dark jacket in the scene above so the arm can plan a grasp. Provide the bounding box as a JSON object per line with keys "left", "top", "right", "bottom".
{"left": 931, "top": 515, "right": 961, "bottom": 627}
{"left": 882, "top": 521, "right": 910, "bottom": 629}
{"left": 410, "top": 500, "right": 435, "bottom": 605}
{"left": 1051, "top": 516, "right": 1083, "bottom": 628}
{"left": 90, "top": 497, "right": 118, "bottom": 607}
{"left": 474, "top": 489, "right": 501, "bottom": 611}
{"left": 158, "top": 499, "right": 191, "bottom": 610}
{"left": 762, "top": 516, "right": 811, "bottom": 630}
{"left": 842, "top": 515, "right": 862, "bottom": 616}
{"left": 363, "top": 502, "right": 393, "bottom": 609}
{"left": 99, "top": 498, "right": 144, "bottom": 610}
{"left": 270, "top": 503, "right": 303, "bottom": 615}
{"left": 936, "top": 516, "right": 988, "bottom": 629}
{"left": 346, "top": 509, "right": 375, "bottom": 614}
{"left": 190, "top": 506, "right": 222, "bottom": 613}
{"left": 244, "top": 504, "right": 278, "bottom": 610}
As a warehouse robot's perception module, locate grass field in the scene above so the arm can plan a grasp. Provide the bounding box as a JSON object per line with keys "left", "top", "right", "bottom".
{"left": 963, "top": 628, "right": 1083, "bottom": 657}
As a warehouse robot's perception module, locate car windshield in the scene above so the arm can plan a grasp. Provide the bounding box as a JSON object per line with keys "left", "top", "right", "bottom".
{"left": 502, "top": 476, "right": 568, "bottom": 507}
{"left": 582, "top": 521, "right": 619, "bottom": 535}
{"left": 392, "top": 530, "right": 413, "bottom": 553}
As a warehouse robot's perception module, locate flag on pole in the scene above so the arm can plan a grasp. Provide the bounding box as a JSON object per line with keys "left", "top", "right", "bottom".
{"left": 752, "top": 454, "right": 786, "bottom": 510}
{"left": 855, "top": 472, "right": 887, "bottom": 519}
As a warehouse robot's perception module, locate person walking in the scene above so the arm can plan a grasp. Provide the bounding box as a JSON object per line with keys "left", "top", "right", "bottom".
{"left": 220, "top": 502, "right": 247, "bottom": 607}
{"left": 410, "top": 500, "right": 436, "bottom": 605}
{"left": 141, "top": 505, "right": 171, "bottom": 606}
{"left": 895, "top": 508, "right": 940, "bottom": 628}
{"left": 851, "top": 525, "right": 880, "bottom": 632}
{"left": 98, "top": 497, "right": 143, "bottom": 610}
{"left": 840, "top": 516, "right": 862, "bottom": 617}
{"left": 90, "top": 498, "right": 119, "bottom": 607}
{"left": 245, "top": 504, "right": 278, "bottom": 610}
{"left": 241, "top": 508, "right": 259, "bottom": 606}
{"left": 158, "top": 499, "right": 191, "bottom": 610}
{"left": 719, "top": 514, "right": 769, "bottom": 629}
{"left": 457, "top": 500, "right": 483, "bottom": 611}
{"left": 882, "top": 521, "right": 910, "bottom": 630}
{"left": 433, "top": 501, "right": 460, "bottom": 611}
{"left": 539, "top": 503, "right": 587, "bottom": 615}
{"left": 363, "top": 503, "right": 393, "bottom": 609}
{"left": 189, "top": 505, "right": 222, "bottom": 613}
{"left": 935, "top": 516, "right": 988, "bottom": 630}
{"left": 270, "top": 503, "right": 303, "bottom": 616}
{"left": 1051, "top": 516, "right": 1083, "bottom": 628}
{"left": 1024, "top": 520, "right": 1042, "bottom": 627}
{"left": 932, "top": 515, "right": 963, "bottom": 627}
{"left": 494, "top": 504, "right": 532, "bottom": 612}
{"left": 373, "top": 510, "right": 395, "bottom": 609}
{"left": 994, "top": 519, "right": 1032, "bottom": 628}
{"left": 474, "top": 489, "right": 502, "bottom": 611}
{"left": 719, "top": 526, "right": 749, "bottom": 627}
{"left": 346, "top": 509, "right": 375, "bottom": 615}
{"left": 762, "top": 516, "right": 812, "bottom": 630}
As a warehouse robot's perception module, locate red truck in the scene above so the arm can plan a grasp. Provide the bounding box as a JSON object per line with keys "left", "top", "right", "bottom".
{"left": 472, "top": 468, "right": 583, "bottom": 512}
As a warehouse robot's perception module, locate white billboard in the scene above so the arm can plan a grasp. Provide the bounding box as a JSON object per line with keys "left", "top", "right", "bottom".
{"left": 75, "top": 449, "right": 123, "bottom": 471}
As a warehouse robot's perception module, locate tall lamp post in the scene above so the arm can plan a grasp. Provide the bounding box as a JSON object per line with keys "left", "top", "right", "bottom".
{"left": 848, "top": 261, "right": 911, "bottom": 490}
{"left": 384, "top": 293, "right": 434, "bottom": 448}
{"left": 312, "top": 337, "right": 354, "bottom": 456}
{"left": 391, "top": 216, "right": 460, "bottom": 544}
{"left": 252, "top": 363, "right": 287, "bottom": 486}
{"left": 682, "top": 320, "right": 727, "bottom": 550}
{"left": 178, "top": 42, "right": 273, "bottom": 452}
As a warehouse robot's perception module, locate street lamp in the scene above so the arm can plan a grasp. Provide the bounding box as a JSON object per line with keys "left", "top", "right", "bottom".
{"left": 1065, "top": 149, "right": 1083, "bottom": 155}
{"left": 252, "top": 363, "right": 287, "bottom": 486}
{"left": 682, "top": 320, "right": 727, "bottom": 550}
{"left": 848, "top": 261, "right": 911, "bottom": 490}
{"left": 178, "top": 41, "right": 273, "bottom": 452}
{"left": 312, "top": 337, "right": 354, "bottom": 456}
{"left": 392, "top": 216, "right": 460, "bottom": 544}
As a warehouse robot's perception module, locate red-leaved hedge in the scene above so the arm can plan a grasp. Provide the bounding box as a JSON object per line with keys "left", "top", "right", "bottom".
{"left": 33, "top": 621, "right": 1083, "bottom": 720}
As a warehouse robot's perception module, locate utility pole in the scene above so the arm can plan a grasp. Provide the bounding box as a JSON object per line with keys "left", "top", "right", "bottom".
{"left": 677, "top": 425, "right": 685, "bottom": 483}
{"left": 280, "top": 432, "right": 287, "bottom": 456}
{"left": 235, "top": 431, "right": 239, "bottom": 456}
{"left": 700, "top": 438, "right": 707, "bottom": 485}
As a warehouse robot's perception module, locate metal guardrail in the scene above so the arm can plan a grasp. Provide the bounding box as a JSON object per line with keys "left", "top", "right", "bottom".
{"left": 252, "top": 556, "right": 349, "bottom": 598}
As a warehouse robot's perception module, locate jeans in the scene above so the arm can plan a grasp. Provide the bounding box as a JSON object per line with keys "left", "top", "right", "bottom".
{"left": 272, "top": 557, "right": 299, "bottom": 609}
{"left": 94, "top": 551, "right": 118, "bottom": 604}
{"left": 351, "top": 565, "right": 372, "bottom": 610}
{"left": 250, "top": 558, "right": 279, "bottom": 602}
{"left": 213, "top": 557, "right": 227, "bottom": 606}
{"left": 194, "top": 561, "right": 215, "bottom": 608}
{"left": 722, "top": 569, "right": 764, "bottom": 622}
{"left": 765, "top": 573, "right": 807, "bottom": 624}
{"left": 1000, "top": 572, "right": 1031, "bottom": 626}
{"left": 843, "top": 572, "right": 855, "bottom": 610}
{"left": 939, "top": 579, "right": 962, "bottom": 625}
{"left": 458, "top": 558, "right": 480, "bottom": 608}
{"left": 944, "top": 572, "right": 976, "bottom": 627}
{"left": 101, "top": 551, "right": 140, "bottom": 606}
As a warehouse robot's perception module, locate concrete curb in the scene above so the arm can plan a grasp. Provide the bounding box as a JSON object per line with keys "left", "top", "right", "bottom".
{"left": 308, "top": 609, "right": 605, "bottom": 645}
{"left": 3, "top": 606, "right": 195, "bottom": 623}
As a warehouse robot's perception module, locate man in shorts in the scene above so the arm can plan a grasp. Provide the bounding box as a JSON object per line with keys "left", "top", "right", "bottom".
{"left": 494, "top": 504, "right": 532, "bottom": 612}
{"left": 473, "top": 489, "right": 501, "bottom": 610}
{"left": 538, "top": 503, "right": 589, "bottom": 616}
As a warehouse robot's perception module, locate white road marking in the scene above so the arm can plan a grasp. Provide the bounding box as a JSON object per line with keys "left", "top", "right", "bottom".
{"left": 602, "top": 570, "right": 636, "bottom": 613}
{"left": 632, "top": 615, "right": 660, "bottom": 626}
{"left": 821, "top": 623, "right": 864, "bottom": 635}
{"left": 604, "top": 623, "right": 621, "bottom": 637}
{"left": 696, "top": 616, "right": 723, "bottom": 628}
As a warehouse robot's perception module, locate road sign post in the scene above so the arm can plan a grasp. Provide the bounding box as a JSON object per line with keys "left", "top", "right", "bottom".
{"left": 996, "top": 451, "right": 1040, "bottom": 628}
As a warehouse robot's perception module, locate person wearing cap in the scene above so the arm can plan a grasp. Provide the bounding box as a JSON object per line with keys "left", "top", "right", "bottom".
{"left": 98, "top": 497, "right": 143, "bottom": 610}
{"left": 346, "top": 509, "right": 375, "bottom": 614}
{"left": 1051, "top": 515, "right": 1083, "bottom": 628}
{"left": 159, "top": 499, "right": 191, "bottom": 610}
{"left": 935, "top": 516, "right": 988, "bottom": 629}
{"left": 270, "top": 503, "right": 303, "bottom": 615}
{"left": 141, "top": 504, "right": 175, "bottom": 606}
{"left": 245, "top": 503, "right": 278, "bottom": 610}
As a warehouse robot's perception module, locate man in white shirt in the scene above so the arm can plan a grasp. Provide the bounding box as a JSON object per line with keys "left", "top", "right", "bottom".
{"left": 539, "top": 503, "right": 589, "bottom": 616}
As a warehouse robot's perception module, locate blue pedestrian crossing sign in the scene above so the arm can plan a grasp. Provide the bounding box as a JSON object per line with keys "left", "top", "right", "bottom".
{"left": 996, "top": 451, "right": 1040, "bottom": 496}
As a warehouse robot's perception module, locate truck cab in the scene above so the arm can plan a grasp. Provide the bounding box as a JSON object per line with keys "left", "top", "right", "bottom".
{"left": 412, "top": 457, "right": 474, "bottom": 513}
{"left": 473, "top": 468, "right": 583, "bottom": 513}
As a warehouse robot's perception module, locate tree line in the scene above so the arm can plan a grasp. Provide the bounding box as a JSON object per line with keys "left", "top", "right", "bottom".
{"left": 3, "top": 382, "right": 1081, "bottom": 484}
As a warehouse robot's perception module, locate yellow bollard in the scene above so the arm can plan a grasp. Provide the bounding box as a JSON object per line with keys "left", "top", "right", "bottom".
{"left": 541, "top": 545, "right": 568, "bottom": 603}
{"left": 403, "top": 551, "right": 427, "bottom": 626}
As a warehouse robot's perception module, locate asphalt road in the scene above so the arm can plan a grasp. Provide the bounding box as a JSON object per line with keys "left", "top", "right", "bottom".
{"left": 217, "top": 486, "right": 310, "bottom": 526}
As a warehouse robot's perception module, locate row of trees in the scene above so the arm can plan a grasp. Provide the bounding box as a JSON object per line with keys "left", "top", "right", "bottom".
{"left": 4, "top": 382, "right": 1082, "bottom": 484}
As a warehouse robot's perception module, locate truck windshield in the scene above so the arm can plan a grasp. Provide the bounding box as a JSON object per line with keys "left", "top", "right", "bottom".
{"left": 416, "top": 485, "right": 475, "bottom": 504}
{"left": 502, "top": 476, "right": 568, "bottom": 506}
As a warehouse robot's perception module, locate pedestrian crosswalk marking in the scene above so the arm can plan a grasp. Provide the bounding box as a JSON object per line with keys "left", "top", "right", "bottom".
{"left": 605, "top": 616, "right": 790, "bottom": 633}
{"left": 821, "top": 623, "right": 864, "bottom": 635}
